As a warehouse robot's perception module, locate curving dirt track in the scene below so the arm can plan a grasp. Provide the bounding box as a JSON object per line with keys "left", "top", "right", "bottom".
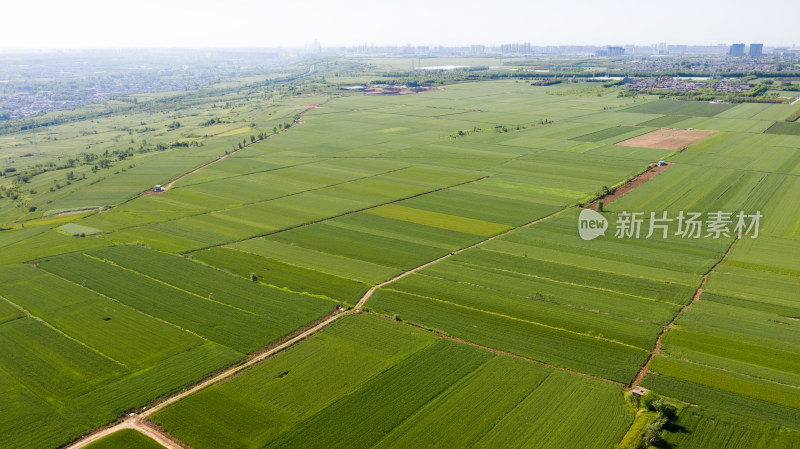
{"left": 629, "top": 236, "right": 739, "bottom": 388}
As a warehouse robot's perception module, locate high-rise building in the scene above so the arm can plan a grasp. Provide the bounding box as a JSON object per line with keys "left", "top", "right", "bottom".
{"left": 607, "top": 46, "right": 625, "bottom": 57}
{"left": 470, "top": 45, "right": 486, "bottom": 55}
{"left": 668, "top": 45, "right": 688, "bottom": 55}
{"left": 500, "top": 43, "right": 531, "bottom": 55}
{"left": 729, "top": 43, "right": 745, "bottom": 56}
{"left": 749, "top": 44, "right": 763, "bottom": 57}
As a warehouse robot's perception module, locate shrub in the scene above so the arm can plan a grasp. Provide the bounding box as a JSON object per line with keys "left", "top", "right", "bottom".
{"left": 650, "top": 399, "right": 676, "bottom": 420}
{"left": 642, "top": 422, "right": 665, "bottom": 448}
{"left": 639, "top": 391, "right": 659, "bottom": 411}
{"left": 624, "top": 391, "right": 640, "bottom": 409}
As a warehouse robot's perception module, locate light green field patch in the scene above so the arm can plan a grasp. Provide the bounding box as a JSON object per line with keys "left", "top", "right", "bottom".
{"left": 473, "top": 371, "right": 633, "bottom": 449}
{"left": 366, "top": 204, "right": 511, "bottom": 236}
{"left": 216, "top": 126, "right": 254, "bottom": 136}
{"left": 57, "top": 223, "right": 102, "bottom": 236}
{"left": 571, "top": 125, "right": 648, "bottom": 143}
{"left": 649, "top": 356, "right": 800, "bottom": 410}
{"left": 230, "top": 238, "right": 399, "bottom": 284}
{"left": 378, "top": 126, "right": 410, "bottom": 133}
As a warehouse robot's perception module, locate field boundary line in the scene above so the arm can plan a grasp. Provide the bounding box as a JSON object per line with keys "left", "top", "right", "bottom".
{"left": 39, "top": 270, "right": 212, "bottom": 343}
{"left": 368, "top": 355, "right": 496, "bottom": 448}
{"left": 114, "top": 165, "right": 413, "bottom": 233}
{"left": 82, "top": 254, "right": 261, "bottom": 317}
{"left": 355, "top": 207, "right": 567, "bottom": 310}
{"left": 477, "top": 265, "right": 681, "bottom": 307}
{"left": 660, "top": 352, "right": 800, "bottom": 391}
{"left": 167, "top": 159, "right": 320, "bottom": 190}
{"left": 135, "top": 105, "right": 320, "bottom": 197}
{"left": 656, "top": 159, "right": 800, "bottom": 179}
{"left": 185, "top": 255, "right": 345, "bottom": 306}
{"left": 445, "top": 261, "right": 683, "bottom": 308}
{"left": 409, "top": 269, "right": 675, "bottom": 327}
{"left": 364, "top": 311, "right": 626, "bottom": 386}
{"left": 182, "top": 175, "right": 490, "bottom": 254}
{"left": 62, "top": 308, "right": 345, "bottom": 449}
{"left": 180, "top": 164, "right": 410, "bottom": 215}
{"left": 137, "top": 315, "right": 345, "bottom": 416}
{"left": 380, "top": 287, "right": 646, "bottom": 351}
{"left": 472, "top": 371, "right": 552, "bottom": 443}
{"left": 89, "top": 247, "right": 345, "bottom": 308}
{"left": 0, "top": 294, "right": 128, "bottom": 369}
{"left": 475, "top": 246, "right": 697, "bottom": 289}
{"left": 629, "top": 236, "right": 739, "bottom": 388}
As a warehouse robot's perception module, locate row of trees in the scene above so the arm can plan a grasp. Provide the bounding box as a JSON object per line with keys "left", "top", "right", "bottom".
{"left": 620, "top": 391, "right": 678, "bottom": 449}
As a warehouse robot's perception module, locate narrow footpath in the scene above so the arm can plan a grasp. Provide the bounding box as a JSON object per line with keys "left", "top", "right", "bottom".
{"left": 629, "top": 236, "right": 739, "bottom": 388}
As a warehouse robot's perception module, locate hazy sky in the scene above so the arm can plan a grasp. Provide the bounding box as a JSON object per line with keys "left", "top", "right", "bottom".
{"left": 2, "top": 0, "right": 798, "bottom": 50}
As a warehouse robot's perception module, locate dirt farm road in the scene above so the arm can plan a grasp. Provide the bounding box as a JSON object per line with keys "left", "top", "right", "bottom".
{"left": 68, "top": 205, "right": 569, "bottom": 448}
{"left": 64, "top": 309, "right": 345, "bottom": 449}
{"left": 588, "top": 162, "right": 672, "bottom": 210}
{"left": 64, "top": 130, "right": 688, "bottom": 448}
{"left": 629, "top": 236, "right": 739, "bottom": 388}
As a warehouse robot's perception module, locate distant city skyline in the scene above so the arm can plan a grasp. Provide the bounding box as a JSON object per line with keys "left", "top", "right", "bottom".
{"left": 1, "top": 0, "right": 798, "bottom": 50}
